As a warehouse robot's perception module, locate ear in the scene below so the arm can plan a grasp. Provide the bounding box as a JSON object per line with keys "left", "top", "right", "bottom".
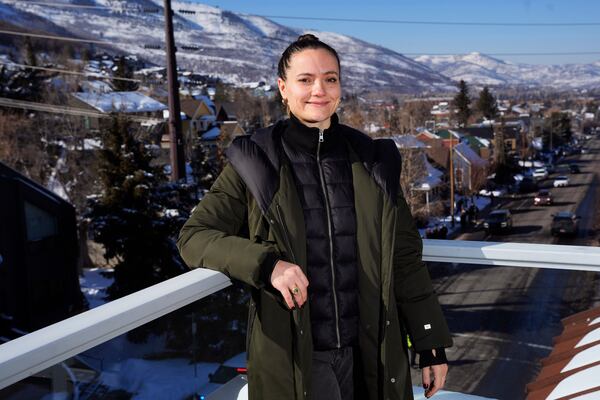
{"left": 277, "top": 77, "right": 287, "bottom": 101}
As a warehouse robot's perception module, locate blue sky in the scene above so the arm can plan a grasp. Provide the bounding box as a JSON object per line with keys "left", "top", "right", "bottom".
{"left": 194, "top": 0, "right": 600, "bottom": 65}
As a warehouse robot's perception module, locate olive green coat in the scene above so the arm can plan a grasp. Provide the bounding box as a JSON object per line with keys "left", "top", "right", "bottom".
{"left": 177, "top": 130, "right": 452, "bottom": 400}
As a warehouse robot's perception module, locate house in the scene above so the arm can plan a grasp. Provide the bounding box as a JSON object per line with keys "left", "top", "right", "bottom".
{"left": 160, "top": 96, "right": 218, "bottom": 150}
{"left": 180, "top": 96, "right": 216, "bottom": 133}
{"left": 452, "top": 142, "right": 489, "bottom": 193}
{"left": 0, "top": 162, "right": 84, "bottom": 333}
{"left": 70, "top": 91, "right": 167, "bottom": 131}
{"left": 411, "top": 154, "right": 445, "bottom": 213}
{"left": 526, "top": 306, "right": 600, "bottom": 399}
{"left": 415, "top": 129, "right": 440, "bottom": 143}
{"left": 434, "top": 129, "right": 462, "bottom": 148}
{"left": 218, "top": 121, "right": 246, "bottom": 149}
{"left": 216, "top": 102, "right": 241, "bottom": 123}
{"left": 460, "top": 135, "right": 492, "bottom": 160}
{"left": 388, "top": 134, "right": 429, "bottom": 150}
{"left": 431, "top": 101, "right": 451, "bottom": 128}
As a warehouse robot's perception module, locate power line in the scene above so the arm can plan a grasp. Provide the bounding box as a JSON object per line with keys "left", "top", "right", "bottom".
{"left": 256, "top": 14, "right": 600, "bottom": 27}
{"left": 0, "top": 29, "right": 113, "bottom": 46}
{"left": 8, "top": 2, "right": 600, "bottom": 27}
{"left": 0, "top": 97, "right": 163, "bottom": 124}
{"left": 4, "top": 1, "right": 160, "bottom": 13}
{"left": 356, "top": 51, "right": 600, "bottom": 57}
{"left": 0, "top": 61, "right": 144, "bottom": 83}
{"left": 0, "top": 29, "right": 205, "bottom": 54}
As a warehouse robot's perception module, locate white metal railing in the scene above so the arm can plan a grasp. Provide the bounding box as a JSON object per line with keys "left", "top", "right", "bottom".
{"left": 1, "top": 240, "right": 600, "bottom": 390}
{"left": 0, "top": 268, "right": 230, "bottom": 390}
{"left": 423, "top": 240, "right": 600, "bottom": 272}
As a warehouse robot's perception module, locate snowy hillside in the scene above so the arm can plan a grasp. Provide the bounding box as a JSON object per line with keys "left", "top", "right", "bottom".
{"left": 0, "top": 0, "right": 455, "bottom": 93}
{"left": 415, "top": 52, "right": 600, "bottom": 89}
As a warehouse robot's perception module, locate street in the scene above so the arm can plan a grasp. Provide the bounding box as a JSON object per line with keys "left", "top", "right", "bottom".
{"left": 412, "top": 138, "right": 600, "bottom": 399}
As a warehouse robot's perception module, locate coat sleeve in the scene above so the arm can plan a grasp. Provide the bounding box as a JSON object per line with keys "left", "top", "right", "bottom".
{"left": 177, "top": 163, "right": 280, "bottom": 289}
{"left": 393, "top": 192, "right": 453, "bottom": 352}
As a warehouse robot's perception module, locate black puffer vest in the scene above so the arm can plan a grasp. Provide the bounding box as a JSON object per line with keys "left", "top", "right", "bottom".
{"left": 281, "top": 114, "right": 359, "bottom": 351}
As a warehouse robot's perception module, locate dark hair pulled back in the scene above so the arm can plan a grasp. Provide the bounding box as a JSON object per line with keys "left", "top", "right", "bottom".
{"left": 277, "top": 34, "right": 341, "bottom": 81}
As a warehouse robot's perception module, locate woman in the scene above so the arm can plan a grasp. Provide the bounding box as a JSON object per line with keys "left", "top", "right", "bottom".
{"left": 178, "top": 34, "right": 452, "bottom": 400}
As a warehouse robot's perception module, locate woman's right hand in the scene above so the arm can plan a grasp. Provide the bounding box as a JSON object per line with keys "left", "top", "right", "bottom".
{"left": 270, "top": 260, "right": 309, "bottom": 309}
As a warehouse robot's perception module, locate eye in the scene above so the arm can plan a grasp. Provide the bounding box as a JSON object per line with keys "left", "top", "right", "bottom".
{"left": 327, "top": 77, "right": 338, "bottom": 83}
{"left": 298, "top": 78, "right": 311, "bottom": 84}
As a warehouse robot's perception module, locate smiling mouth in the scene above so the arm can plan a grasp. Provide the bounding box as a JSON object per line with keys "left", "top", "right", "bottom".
{"left": 307, "top": 102, "right": 329, "bottom": 106}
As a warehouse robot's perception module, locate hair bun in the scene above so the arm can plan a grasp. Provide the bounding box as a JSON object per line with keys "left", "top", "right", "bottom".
{"left": 297, "top": 33, "right": 319, "bottom": 42}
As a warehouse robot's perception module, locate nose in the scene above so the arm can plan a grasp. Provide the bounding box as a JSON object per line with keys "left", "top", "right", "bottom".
{"left": 312, "top": 79, "right": 326, "bottom": 96}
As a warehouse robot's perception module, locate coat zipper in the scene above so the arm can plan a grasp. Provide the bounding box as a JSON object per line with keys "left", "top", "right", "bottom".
{"left": 317, "top": 129, "right": 341, "bottom": 348}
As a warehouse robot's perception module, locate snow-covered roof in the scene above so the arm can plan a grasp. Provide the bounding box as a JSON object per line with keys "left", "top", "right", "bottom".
{"left": 388, "top": 134, "right": 428, "bottom": 149}
{"left": 194, "top": 95, "right": 216, "bottom": 113}
{"left": 454, "top": 142, "right": 488, "bottom": 166}
{"left": 73, "top": 92, "right": 167, "bottom": 113}
{"left": 80, "top": 80, "right": 113, "bottom": 94}
{"left": 414, "top": 155, "right": 444, "bottom": 190}
{"left": 201, "top": 126, "right": 221, "bottom": 140}
{"left": 527, "top": 306, "right": 600, "bottom": 400}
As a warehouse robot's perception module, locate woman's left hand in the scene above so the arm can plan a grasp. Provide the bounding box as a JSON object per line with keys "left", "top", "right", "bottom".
{"left": 421, "top": 362, "right": 448, "bottom": 398}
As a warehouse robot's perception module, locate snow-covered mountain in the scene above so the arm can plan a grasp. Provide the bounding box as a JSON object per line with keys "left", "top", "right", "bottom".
{"left": 414, "top": 52, "right": 600, "bottom": 89}
{"left": 0, "top": 0, "right": 455, "bottom": 93}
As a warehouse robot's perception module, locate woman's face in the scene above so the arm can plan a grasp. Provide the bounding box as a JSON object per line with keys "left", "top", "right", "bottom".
{"left": 278, "top": 48, "right": 341, "bottom": 130}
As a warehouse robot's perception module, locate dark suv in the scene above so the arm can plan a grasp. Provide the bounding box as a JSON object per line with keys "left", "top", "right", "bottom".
{"left": 534, "top": 190, "right": 553, "bottom": 206}
{"left": 483, "top": 209, "right": 513, "bottom": 234}
{"left": 551, "top": 212, "right": 580, "bottom": 237}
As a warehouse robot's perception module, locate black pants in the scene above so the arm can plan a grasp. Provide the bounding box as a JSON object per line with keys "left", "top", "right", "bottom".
{"left": 311, "top": 347, "right": 354, "bottom": 400}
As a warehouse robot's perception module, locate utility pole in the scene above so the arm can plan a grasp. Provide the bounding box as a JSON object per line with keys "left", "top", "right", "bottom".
{"left": 164, "top": 0, "right": 186, "bottom": 181}
{"left": 449, "top": 136, "right": 455, "bottom": 228}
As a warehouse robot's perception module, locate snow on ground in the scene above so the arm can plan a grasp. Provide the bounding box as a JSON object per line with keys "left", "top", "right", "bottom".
{"left": 79, "top": 268, "right": 220, "bottom": 399}
{"left": 46, "top": 145, "right": 69, "bottom": 201}
{"left": 73, "top": 92, "right": 168, "bottom": 113}
{"left": 79, "top": 267, "right": 113, "bottom": 309}
{"left": 99, "top": 357, "right": 219, "bottom": 400}
{"left": 418, "top": 195, "right": 492, "bottom": 238}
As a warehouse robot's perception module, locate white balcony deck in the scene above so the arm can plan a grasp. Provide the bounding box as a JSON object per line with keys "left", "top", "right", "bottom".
{"left": 1, "top": 239, "right": 600, "bottom": 396}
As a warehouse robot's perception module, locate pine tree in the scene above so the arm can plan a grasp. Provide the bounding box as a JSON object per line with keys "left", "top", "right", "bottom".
{"left": 477, "top": 86, "right": 498, "bottom": 120}
{"left": 190, "top": 138, "right": 216, "bottom": 199}
{"left": 112, "top": 56, "right": 138, "bottom": 91}
{"left": 543, "top": 112, "right": 572, "bottom": 147}
{"left": 23, "top": 37, "right": 37, "bottom": 67}
{"left": 452, "top": 80, "right": 471, "bottom": 128}
{"left": 494, "top": 117, "right": 506, "bottom": 166}
{"left": 0, "top": 66, "right": 7, "bottom": 97}
{"left": 87, "top": 116, "right": 186, "bottom": 301}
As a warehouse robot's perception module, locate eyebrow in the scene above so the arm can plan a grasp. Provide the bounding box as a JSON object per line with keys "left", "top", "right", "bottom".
{"left": 296, "top": 71, "right": 339, "bottom": 77}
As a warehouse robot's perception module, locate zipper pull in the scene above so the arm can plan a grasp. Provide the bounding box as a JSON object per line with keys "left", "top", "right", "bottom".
{"left": 319, "top": 129, "right": 324, "bottom": 143}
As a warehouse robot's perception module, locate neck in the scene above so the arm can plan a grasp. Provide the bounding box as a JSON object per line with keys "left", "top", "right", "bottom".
{"left": 296, "top": 116, "right": 331, "bottom": 131}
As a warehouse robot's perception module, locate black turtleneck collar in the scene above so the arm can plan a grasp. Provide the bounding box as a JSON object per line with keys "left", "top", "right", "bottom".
{"left": 282, "top": 112, "right": 342, "bottom": 154}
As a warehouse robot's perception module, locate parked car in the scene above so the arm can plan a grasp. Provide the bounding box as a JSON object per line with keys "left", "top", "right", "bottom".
{"left": 197, "top": 353, "right": 247, "bottom": 399}
{"left": 515, "top": 177, "right": 538, "bottom": 194}
{"left": 553, "top": 176, "right": 569, "bottom": 187}
{"left": 478, "top": 187, "right": 506, "bottom": 197}
{"left": 551, "top": 211, "right": 580, "bottom": 237}
{"left": 534, "top": 190, "right": 553, "bottom": 206}
{"left": 483, "top": 209, "right": 513, "bottom": 234}
{"left": 532, "top": 168, "right": 549, "bottom": 180}
{"left": 569, "top": 164, "right": 581, "bottom": 174}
